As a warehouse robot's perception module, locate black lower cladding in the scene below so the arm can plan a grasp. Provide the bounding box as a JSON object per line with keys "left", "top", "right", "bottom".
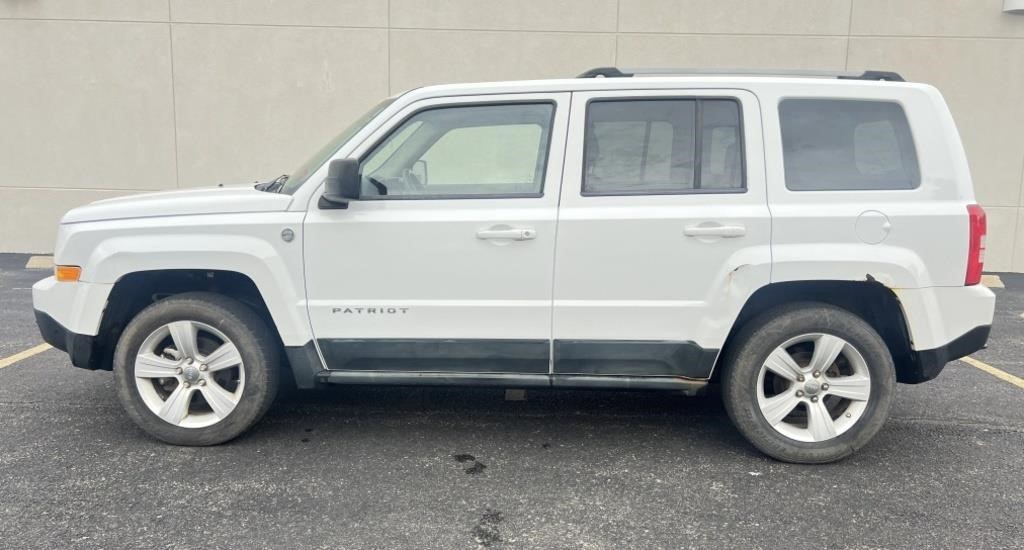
{"left": 317, "top": 338, "right": 551, "bottom": 374}
{"left": 283, "top": 341, "right": 325, "bottom": 389}
{"left": 554, "top": 340, "right": 719, "bottom": 379}
{"left": 34, "top": 310, "right": 99, "bottom": 370}
{"left": 898, "top": 324, "right": 991, "bottom": 384}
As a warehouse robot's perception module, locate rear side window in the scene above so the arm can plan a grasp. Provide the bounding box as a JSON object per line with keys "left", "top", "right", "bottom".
{"left": 583, "top": 98, "right": 744, "bottom": 195}
{"left": 779, "top": 99, "right": 920, "bottom": 191}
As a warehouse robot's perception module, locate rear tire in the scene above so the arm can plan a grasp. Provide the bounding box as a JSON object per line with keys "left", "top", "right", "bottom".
{"left": 721, "top": 303, "right": 895, "bottom": 463}
{"left": 113, "top": 292, "right": 280, "bottom": 445}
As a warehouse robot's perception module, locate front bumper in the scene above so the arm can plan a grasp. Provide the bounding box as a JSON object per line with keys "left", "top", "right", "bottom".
{"left": 32, "top": 275, "right": 113, "bottom": 370}
{"left": 35, "top": 309, "right": 100, "bottom": 370}
{"left": 32, "top": 276, "right": 113, "bottom": 336}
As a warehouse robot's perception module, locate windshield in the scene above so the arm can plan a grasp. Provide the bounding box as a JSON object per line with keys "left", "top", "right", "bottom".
{"left": 280, "top": 98, "right": 395, "bottom": 195}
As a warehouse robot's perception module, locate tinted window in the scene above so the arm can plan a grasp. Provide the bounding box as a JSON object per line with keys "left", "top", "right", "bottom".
{"left": 701, "top": 100, "right": 744, "bottom": 189}
{"left": 361, "top": 103, "right": 553, "bottom": 198}
{"left": 779, "top": 99, "right": 919, "bottom": 191}
{"left": 583, "top": 99, "right": 743, "bottom": 195}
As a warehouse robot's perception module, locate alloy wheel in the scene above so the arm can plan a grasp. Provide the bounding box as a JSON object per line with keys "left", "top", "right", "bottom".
{"left": 756, "top": 333, "right": 872, "bottom": 443}
{"left": 133, "top": 320, "right": 245, "bottom": 428}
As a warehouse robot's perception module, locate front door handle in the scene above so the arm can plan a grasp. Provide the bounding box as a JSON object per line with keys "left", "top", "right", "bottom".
{"left": 684, "top": 224, "right": 746, "bottom": 238}
{"left": 476, "top": 227, "right": 537, "bottom": 241}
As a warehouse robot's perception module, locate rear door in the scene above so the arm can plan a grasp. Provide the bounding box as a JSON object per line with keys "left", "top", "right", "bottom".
{"left": 551, "top": 89, "right": 770, "bottom": 379}
{"left": 303, "top": 93, "right": 570, "bottom": 376}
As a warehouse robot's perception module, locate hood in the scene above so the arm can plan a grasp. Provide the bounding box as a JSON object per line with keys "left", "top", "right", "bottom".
{"left": 61, "top": 184, "right": 294, "bottom": 224}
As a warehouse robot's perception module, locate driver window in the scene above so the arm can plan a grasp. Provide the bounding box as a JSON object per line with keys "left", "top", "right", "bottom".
{"left": 360, "top": 103, "right": 554, "bottom": 198}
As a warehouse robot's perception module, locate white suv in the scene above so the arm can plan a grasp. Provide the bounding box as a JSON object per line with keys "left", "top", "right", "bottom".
{"left": 33, "top": 68, "right": 995, "bottom": 463}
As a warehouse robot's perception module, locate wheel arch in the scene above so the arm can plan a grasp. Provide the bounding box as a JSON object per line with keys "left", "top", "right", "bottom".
{"left": 89, "top": 269, "right": 286, "bottom": 372}
{"left": 714, "top": 280, "right": 921, "bottom": 383}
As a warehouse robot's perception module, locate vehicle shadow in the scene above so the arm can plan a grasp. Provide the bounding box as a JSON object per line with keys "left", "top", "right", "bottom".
{"left": 253, "top": 383, "right": 758, "bottom": 460}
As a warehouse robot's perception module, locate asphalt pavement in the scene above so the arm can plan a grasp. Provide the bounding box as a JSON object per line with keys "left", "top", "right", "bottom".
{"left": 0, "top": 253, "right": 1021, "bottom": 549}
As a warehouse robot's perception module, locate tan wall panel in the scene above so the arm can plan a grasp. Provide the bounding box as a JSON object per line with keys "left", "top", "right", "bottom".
{"left": 171, "top": 24, "right": 388, "bottom": 187}
{"left": 985, "top": 206, "right": 1019, "bottom": 272}
{"left": 0, "top": 188, "right": 135, "bottom": 253}
{"left": 1020, "top": 157, "right": 1024, "bottom": 206}
{"left": 1014, "top": 208, "right": 1024, "bottom": 272}
{"left": 616, "top": 34, "right": 848, "bottom": 69}
{"left": 847, "top": 37, "right": 1024, "bottom": 208}
{"left": 0, "top": 1, "right": 1022, "bottom": 266}
{"left": 390, "top": 0, "right": 618, "bottom": 32}
{"left": 619, "top": 0, "right": 851, "bottom": 35}
{"left": 389, "top": 30, "right": 615, "bottom": 92}
{"left": 852, "top": 0, "right": 1024, "bottom": 38}
{"left": 170, "top": 0, "right": 386, "bottom": 28}
{"left": 0, "top": 20, "right": 177, "bottom": 191}
{"left": 0, "top": 0, "right": 167, "bottom": 21}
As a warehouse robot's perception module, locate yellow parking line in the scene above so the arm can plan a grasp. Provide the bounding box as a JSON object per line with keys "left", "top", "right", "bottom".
{"left": 0, "top": 343, "right": 52, "bottom": 369}
{"left": 961, "top": 356, "right": 1024, "bottom": 390}
{"left": 980, "top": 274, "right": 1004, "bottom": 288}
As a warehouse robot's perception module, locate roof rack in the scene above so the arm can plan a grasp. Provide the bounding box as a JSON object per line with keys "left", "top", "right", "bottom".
{"left": 576, "top": 67, "right": 905, "bottom": 82}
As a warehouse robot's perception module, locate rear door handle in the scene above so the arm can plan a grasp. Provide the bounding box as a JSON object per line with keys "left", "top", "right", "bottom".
{"left": 684, "top": 224, "right": 746, "bottom": 238}
{"left": 476, "top": 227, "right": 537, "bottom": 241}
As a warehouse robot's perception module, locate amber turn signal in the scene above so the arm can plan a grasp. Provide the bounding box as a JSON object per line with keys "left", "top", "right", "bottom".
{"left": 54, "top": 265, "right": 82, "bottom": 282}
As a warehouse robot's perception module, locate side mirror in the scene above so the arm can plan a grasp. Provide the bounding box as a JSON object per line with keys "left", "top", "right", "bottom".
{"left": 319, "top": 158, "right": 361, "bottom": 209}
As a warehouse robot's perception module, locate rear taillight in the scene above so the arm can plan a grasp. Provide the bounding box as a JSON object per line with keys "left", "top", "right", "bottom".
{"left": 965, "top": 204, "right": 987, "bottom": 286}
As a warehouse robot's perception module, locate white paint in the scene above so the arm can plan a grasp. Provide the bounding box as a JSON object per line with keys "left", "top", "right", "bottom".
{"left": 303, "top": 92, "right": 569, "bottom": 343}
{"left": 1004, "top": 0, "right": 1024, "bottom": 14}
{"left": 32, "top": 75, "right": 996, "bottom": 363}
{"left": 551, "top": 88, "right": 770, "bottom": 347}
{"left": 896, "top": 286, "right": 996, "bottom": 350}
{"left": 61, "top": 184, "right": 291, "bottom": 224}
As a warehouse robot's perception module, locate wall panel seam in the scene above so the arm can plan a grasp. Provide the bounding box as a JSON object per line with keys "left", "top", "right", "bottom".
{"left": 387, "top": 0, "right": 392, "bottom": 95}
{"left": 614, "top": 0, "right": 621, "bottom": 65}
{"left": 167, "top": 2, "right": 181, "bottom": 189}
{"left": 1018, "top": 154, "right": 1024, "bottom": 207}
{"left": 845, "top": 0, "right": 855, "bottom": 70}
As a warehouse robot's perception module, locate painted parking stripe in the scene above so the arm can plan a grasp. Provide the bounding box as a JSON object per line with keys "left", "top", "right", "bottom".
{"left": 24, "top": 255, "right": 54, "bottom": 269}
{"left": 0, "top": 343, "right": 52, "bottom": 369}
{"left": 980, "top": 274, "right": 1004, "bottom": 288}
{"left": 961, "top": 356, "right": 1024, "bottom": 390}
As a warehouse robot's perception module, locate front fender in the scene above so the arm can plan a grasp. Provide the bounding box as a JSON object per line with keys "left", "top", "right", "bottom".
{"left": 58, "top": 213, "right": 311, "bottom": 346}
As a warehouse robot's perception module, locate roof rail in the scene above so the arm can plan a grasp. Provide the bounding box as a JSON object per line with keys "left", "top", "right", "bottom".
{"left": 576, "top": 67, "right": 905, "bottom": 82}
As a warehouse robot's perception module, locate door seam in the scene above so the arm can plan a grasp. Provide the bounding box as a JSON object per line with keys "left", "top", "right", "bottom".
{"left": 548, "top": 92, "right": 574, "bottom": 375}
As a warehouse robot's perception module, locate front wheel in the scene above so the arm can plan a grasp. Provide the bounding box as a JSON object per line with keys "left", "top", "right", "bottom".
{"left": 113, "top": 292, "right": 280, "bottom": 445}
{"left": 721, "top": 303, "right": 896, "bottom": 463}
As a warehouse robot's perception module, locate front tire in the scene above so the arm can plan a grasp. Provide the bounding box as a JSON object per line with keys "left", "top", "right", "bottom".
{"left": 113, "top": 292, "right": 280, "bottom": 445}
{"left": 721, "top": 303, "right": 896, "bottom": 463}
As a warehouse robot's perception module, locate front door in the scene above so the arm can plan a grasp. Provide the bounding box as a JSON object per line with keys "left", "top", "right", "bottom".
{"left": 551, "top": 89, "right": 771, "bottom": 378}
{"left": 303, "top": 93, "right": 569, "bottom": 375}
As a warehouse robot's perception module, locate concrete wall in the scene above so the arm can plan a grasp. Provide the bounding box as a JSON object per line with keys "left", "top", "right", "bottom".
{"left": 2, "top": 0, "right": 1023, "bottom": 271}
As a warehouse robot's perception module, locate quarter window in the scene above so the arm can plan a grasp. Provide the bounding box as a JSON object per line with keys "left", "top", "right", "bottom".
{"left": 779, "top": 99, "right": 920, "bottom": 191}
{"left": 360, "top": 103, "right": 554, "bottom": 198}
{"left": 583, "top": 99, "right": 744, "bottom": 195}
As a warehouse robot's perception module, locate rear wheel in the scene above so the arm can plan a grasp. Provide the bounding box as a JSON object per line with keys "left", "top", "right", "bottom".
{"left": 722, "top": 303, "right": 895, "bottom": 463}
{"left": 113, "top": 292, "right": 280, "bottom": 445}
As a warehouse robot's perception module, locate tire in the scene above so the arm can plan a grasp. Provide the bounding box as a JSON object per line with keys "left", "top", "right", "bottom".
{"left": 113, "top": 292, "right": 280, "bottom": 445}
{"left": 721, "top": 302, "right": 896, "bottom": 464}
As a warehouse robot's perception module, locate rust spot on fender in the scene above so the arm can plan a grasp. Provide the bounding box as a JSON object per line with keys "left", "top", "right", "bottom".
{"left": 727, "top": 264, "right": 750, "bottom": 285}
